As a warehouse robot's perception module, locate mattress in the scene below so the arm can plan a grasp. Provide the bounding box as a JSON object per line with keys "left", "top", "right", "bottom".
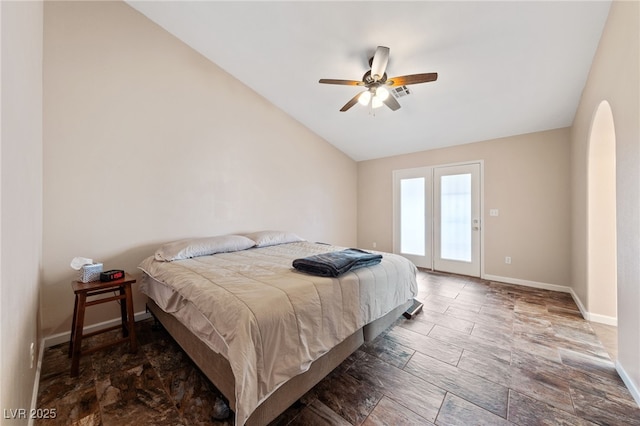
{"left": 140, "top": 273, "right": 229, "bottom": 356}
{"left": 138, "top": 241, "right": 417, "bottom": 424}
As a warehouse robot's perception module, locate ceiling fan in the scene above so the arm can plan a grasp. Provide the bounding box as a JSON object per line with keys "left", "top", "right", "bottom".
{"left": 319, "top": 46, "right": 438, "bottom": 112}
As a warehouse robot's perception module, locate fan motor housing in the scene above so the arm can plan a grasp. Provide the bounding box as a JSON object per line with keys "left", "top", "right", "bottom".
{"left": 363, "top": 70, "right": 387, "bottom": 85}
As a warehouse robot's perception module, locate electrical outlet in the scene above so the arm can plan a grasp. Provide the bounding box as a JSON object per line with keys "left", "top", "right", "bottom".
{"left": 372, "top": 242, "right": 377, "bottom": 248}
{"left": 505, "top": 256, "right": 512, "bottom": 264}
{"left": 30, "top": 342, "right": 35, "bottom": 369}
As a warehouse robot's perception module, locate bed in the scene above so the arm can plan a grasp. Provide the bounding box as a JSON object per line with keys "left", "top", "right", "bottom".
{"left": 138, "top": 231, "right": 418, "bottom": 425}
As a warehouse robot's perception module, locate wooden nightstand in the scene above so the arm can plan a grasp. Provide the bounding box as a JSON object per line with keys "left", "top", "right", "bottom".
{"left": 68, "top": 273, "right": 137, "bottom": 377}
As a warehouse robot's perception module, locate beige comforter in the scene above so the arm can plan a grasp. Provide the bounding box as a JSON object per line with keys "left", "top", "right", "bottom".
{"left": 138, "top": 241, "right": 417, "bottom": 424}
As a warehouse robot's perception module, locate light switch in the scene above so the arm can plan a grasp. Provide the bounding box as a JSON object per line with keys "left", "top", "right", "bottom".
{"left": 489, "top": 209, "right": 499, "bottom": 217}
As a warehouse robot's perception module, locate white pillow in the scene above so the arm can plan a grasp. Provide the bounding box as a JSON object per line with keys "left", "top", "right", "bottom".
{"left": 154, "top": 234, "right": 256, "bottom": 261}
{"left": 244, "top": 230, "right": 304, "bottom": 248}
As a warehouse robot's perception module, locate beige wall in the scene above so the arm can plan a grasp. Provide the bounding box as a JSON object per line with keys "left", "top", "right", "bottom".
{"left": 42, "top": 1, "right": 357, "bottom": 337}
{"left": 357, "top": 128, "right": 572, "bottom": 287}
{"left": 1, "top": 0, "right": 43, "bottom": 418}
{"left": 571, "top": 0, "right": 640, "bottom": 401}
{"left": 587, "top": 100, "right": 617, "bottom": 321}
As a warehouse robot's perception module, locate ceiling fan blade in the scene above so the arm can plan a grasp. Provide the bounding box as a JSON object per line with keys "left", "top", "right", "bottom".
{"left": 319, "top": 79, "right": 364, "bottom": 86}
{"left": 386, "top": 72, "right": 438, "bottom": 87}
{"left": 340, "top": 91, "right": 366, "bottom": 112}
{"left": 383, "top": 94, "right": 401, "bottom": 111}
{"left": 370, "top": 46, "right": 390, "bottom": 82}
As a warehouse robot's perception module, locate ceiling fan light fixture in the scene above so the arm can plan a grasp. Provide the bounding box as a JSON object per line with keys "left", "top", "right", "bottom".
{"left": 372, "top": 95, "right": 384, "bottom": 109}
{"left": 358, "top": 91, "right": 372, "bottom": 106}
{"left": 375, "top": 86, "right": 389, "bottom": 101}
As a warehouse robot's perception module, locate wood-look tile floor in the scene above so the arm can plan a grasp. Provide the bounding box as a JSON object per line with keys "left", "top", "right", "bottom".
{"left": 36, "top": 271, "right": 640, "bottom": 425}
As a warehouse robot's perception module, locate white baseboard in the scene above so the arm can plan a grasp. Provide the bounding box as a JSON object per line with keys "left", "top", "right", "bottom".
{"left": 482, "top": 274, "right": 617, "bottom": 326}
{"left": 567, "top": 287, "right": 590, "bottom": 321}
{"left": 43, "top": 310, "right": 152, "bottom": 348}
{"left": 29, "top": 339, "right": 46, "bottom": 426}
{"left": 568, "top": 290, "right": 617, "bottom": 325}
{"left": 483, "top": 273, "right": 573, "bottom": 294}
{"left": 616, "top": 360, "right": 640, "bottom": 408}
{"left": 586, "top": 312, "right": 618, "bottom": 326}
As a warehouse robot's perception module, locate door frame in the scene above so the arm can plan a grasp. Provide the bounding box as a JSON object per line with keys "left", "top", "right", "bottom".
{"left": 392, "top": 160, "right": 485, "bottom": 277}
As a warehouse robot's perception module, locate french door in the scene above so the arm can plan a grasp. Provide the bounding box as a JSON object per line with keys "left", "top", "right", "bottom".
{"left": 393, "top": 162, "right": 481, "bottom": 277}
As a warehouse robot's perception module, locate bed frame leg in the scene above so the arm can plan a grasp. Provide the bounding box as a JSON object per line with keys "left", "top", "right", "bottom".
{"left": 146, "top": 305, "right": 164, "bottom": 331}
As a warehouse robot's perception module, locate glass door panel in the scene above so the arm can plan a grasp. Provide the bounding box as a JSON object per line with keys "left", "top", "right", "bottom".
{"left": 440, "top": 173, "right": 472, "bottom": 262}
{"left": 400, "top": 178, "right": 426, "bottom": 256}
{"left": 393, "top": 168, "right": 432, "bottom": 269}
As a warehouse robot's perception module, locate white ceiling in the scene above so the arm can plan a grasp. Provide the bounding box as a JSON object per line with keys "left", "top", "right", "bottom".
{"left": 127, "top": 1, "right": 611, "bottom": 161}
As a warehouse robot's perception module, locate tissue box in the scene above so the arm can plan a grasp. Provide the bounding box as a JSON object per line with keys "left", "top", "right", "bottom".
{"left": 79, "top": 263, "right": 103, "bottom": 283}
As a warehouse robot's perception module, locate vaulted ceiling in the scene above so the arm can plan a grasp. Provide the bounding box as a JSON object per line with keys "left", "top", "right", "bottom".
{"left": 127, "top": 1, "right": 611, "bottom": 161}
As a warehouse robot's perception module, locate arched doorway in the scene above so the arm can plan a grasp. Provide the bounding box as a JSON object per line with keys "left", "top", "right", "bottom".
{"left": 587, "top": 100, "right": 617, "bottom": 325}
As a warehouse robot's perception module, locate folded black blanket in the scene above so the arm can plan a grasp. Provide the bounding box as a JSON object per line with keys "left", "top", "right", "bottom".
{"left": 292, "top": 248, "right": 383, "bottom": 277}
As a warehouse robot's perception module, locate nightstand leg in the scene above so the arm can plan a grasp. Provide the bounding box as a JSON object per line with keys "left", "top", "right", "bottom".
{"left": 70, "top": 293, "right": 86, "bottom": 377}
{"left": 120, "top": 286, "right": 128, "bottom": 337}
{"left": 69, "top": 294, "right": 79, "bottom": 358}
{"left": 124, "top": 283, "right": 137, "bottom": 353}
